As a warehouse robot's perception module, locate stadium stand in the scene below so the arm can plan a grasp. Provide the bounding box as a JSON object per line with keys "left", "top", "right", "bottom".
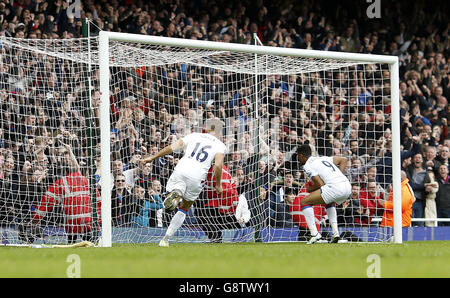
{"left": 0, "top": 0, "right": 448, "bottom": 236}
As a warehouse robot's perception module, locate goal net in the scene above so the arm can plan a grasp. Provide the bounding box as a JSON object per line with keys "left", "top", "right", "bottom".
{"left": 0, "top": 33, "right": 401, "bottom": 246}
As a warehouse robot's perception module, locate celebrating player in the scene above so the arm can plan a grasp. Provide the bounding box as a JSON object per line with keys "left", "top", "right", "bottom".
{"left": 140, "top": 119, "right": 227, "bottom": 247}
{"left": 296, "top": 144, "right": 351, "bottom": 243}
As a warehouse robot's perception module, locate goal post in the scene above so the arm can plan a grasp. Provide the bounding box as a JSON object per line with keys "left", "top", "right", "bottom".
{"left": 98, "top": 32, "right": 113, "bottom": 247}
{"left": 389, "top": 60, "right": 402, "bottom": 244}
{"left": 97, "top": 31, "right": 402, "bottom": 246}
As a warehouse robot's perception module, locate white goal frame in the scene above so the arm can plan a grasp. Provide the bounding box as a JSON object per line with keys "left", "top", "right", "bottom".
{"left": 98, "top": 30, "right": 402, "bottom": 247}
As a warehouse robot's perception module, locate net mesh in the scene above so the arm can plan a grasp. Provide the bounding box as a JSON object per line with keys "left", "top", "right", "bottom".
{"left": 0, "top": 36, "right": 394, "bottom": 245}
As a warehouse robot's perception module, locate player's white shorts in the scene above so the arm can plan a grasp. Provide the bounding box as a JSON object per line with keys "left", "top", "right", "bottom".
{"left": 320, "top": 181, "right": 352, "bottom": 205}
{"left": 166, "top": 171, "right": 204, "bottom": 202}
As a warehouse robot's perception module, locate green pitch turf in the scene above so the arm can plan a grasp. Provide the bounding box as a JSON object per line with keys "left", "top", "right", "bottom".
{"left": 1, "top": 241, "right": 449, "bottom": 278}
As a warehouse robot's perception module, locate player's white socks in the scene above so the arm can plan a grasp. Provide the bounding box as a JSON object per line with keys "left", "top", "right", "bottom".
{"left": 302, "top": 206, "right": 319, "bottom": 236}
{"left": 163, "top": 209, "right": 187, "bottom": 240}
{"left": 326, "top": 206, "right": 339, "bottom": 237}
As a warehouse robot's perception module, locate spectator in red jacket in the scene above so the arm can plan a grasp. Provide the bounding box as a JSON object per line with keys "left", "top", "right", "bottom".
{"left": 359, "top": 180, "right": 384, "bottom": 225}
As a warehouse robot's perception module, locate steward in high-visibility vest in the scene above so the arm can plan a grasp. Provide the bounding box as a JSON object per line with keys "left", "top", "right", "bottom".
{"left": 31, "top": 139, "right": 100, "bottom": 243}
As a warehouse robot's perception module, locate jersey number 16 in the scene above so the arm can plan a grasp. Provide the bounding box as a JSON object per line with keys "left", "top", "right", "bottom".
{"left": 189, "top": 143, "right": 211, "bottom": 163}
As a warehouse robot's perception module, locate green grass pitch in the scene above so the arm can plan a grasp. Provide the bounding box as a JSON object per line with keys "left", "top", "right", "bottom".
{"left": 1, "top": 241, "right": 449, "bottom": 278}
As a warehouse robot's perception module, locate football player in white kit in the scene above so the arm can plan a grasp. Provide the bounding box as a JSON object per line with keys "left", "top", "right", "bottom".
{"left": 296, "top": 144, "right": 351, "bottom": 244}
{"left": 140, "top": 119, "right": 227, "bottom": 247}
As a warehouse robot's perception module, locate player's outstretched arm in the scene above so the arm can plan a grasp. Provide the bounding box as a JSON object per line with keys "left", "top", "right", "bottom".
{"left": 333, "top": 156, "right": 348, "bottom": 173}
{"left": 141, "top": 139, "right": 185, "bottom": 164}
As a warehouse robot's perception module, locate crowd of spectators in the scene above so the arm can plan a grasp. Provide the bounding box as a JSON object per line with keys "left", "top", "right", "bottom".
{"left": 0, "top": 0, "right": 449, "bottom": 237}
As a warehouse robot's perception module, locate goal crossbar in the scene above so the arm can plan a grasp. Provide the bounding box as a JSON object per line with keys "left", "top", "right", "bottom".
{"left": 102, "top": 31, "right": 398, "bottom": 64}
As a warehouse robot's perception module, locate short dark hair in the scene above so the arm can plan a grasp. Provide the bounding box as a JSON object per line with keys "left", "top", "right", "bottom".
{"left": 297, "top": 144, "right": 312, "bottom": 157}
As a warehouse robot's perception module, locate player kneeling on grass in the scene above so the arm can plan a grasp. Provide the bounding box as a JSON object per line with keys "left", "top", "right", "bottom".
{"left": 296, "top": 144, "right": 351, "bottom": 244}
{"left": 196, "top": 164, "right": 250, "bottom": 243}
{"left": 140, "top": 119, "right": 227, "bottom": 247}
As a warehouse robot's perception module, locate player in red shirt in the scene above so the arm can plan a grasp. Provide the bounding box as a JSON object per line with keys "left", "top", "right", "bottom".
{"left": 196, "top": 165, "right": 249, "bottom": 242}
{"left": 204, "top": 165, "right": 239, "bottom": 214}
